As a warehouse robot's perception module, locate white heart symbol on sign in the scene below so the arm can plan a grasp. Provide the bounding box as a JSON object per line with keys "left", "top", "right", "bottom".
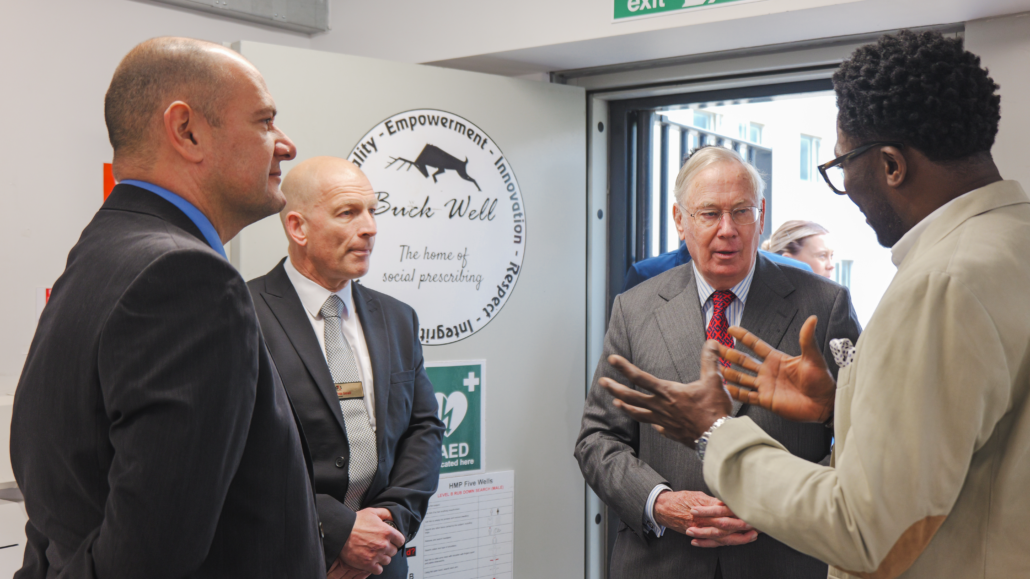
{"left": 436, "top": 391, "right": 468, "bottom": 437}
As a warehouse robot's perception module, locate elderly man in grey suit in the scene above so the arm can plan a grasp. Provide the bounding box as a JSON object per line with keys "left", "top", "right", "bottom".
{"left": 575, "top": 146, "right": 861, "bottom": 579}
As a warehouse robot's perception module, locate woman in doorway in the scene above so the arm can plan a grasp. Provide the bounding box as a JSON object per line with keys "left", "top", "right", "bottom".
{"left": 762, "top": 220, "right": 835, "bottom": 278}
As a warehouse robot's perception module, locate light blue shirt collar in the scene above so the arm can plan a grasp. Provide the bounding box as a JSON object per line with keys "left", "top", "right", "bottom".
{"left": 693, "top": 259, "right": 756, "bottom": 307}
{"left": 120, "top": 180, "right": 226, "bottom": 259}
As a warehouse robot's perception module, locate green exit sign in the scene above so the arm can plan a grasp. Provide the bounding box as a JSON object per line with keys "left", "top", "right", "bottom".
{"left": 614, "top": 0, "right": 764, "bottom": 21}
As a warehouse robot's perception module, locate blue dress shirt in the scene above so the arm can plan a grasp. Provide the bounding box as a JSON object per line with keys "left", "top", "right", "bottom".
{"left": 120, "top": 180, "right": 227, "bottom": 259}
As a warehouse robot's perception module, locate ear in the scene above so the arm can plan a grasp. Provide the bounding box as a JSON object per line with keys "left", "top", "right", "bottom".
{"left": 673, "top": 203, "right": 687, "bottom": 240}
{"left": 880, "top": 145, "right": 908, "bottom": 188}
{"left": 162, "top": 101, "right": 207, "bottom": 163}
{"left": 283, "top": 211, "right": 308, "bottom": 246}
{"left": 758, "top": 197, "right": 766, "bottom": 236}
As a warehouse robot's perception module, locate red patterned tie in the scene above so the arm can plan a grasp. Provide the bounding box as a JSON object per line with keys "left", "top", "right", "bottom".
{"left": 707, "top": 290, "right": 735, "bottom": 367}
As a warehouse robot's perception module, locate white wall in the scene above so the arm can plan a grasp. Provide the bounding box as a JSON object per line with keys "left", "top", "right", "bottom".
{"left": 322, "top": 0, "right": 1030, "bottom": 74}
{"left": 966, "top": 13, "right": 1030, "bottom": 189}
{"left": 0, "top": 1, "right": 315, "bottom": 396}
{"left": 6, "top": 0, "right": 1030, "bottom": 398}
{"left": 3, "top": 0, "right": 1030, "bottom": 477}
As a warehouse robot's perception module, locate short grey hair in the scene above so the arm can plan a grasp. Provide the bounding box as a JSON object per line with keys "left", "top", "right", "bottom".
{"left": 673, "top": 146, "right": 765, "bottom": 207}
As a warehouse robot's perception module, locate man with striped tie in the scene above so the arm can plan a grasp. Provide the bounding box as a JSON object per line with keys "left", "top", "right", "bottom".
{"left": 248, "top": 156, "right": 444, "bottom": 579}
{"left": 575, "top": 146, "right": 861, "bottom": 579}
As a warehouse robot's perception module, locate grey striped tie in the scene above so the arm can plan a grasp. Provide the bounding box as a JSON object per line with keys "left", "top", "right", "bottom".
{"left": 321, "top": 295, "right": 378, "bottom": 511}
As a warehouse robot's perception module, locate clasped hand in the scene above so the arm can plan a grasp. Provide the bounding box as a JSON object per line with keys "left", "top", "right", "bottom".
{"left": 654, "top": 490, "right": 758, "bottom": 548}
{"left": 327, "top": 508, "right": 406, "bottom": 579}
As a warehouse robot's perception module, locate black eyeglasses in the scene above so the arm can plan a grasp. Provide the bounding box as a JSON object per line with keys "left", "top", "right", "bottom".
{"left": 818, "top": 141, "right": 905, "bottom": 195}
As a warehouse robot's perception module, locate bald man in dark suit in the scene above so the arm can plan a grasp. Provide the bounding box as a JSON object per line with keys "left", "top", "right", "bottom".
{"left": 11, "top": 38, "right": 322, "bottom": 578}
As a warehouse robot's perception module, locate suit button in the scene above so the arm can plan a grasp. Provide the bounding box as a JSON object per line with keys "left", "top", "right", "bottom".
{"left": 335, "top": 457, "right": 346, "bottom": 468}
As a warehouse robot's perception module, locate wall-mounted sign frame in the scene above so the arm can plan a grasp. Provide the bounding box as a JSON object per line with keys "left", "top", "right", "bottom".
{"left": 404, "top": 470, "right": 515, "bottom": 579}
{"left": 426, "top": 360, "right": 486, "bottom": 476}
{"left": 351, "top": 110, "right": 526, "bottom": 346}
{"left": 614, "top": 0, "right": 767, "bottom": 21}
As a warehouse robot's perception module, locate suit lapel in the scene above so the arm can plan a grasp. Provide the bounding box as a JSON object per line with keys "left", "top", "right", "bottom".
{"left": 654, "top": 266, "right": 707, "bottom": 385}
{"left": 260, "top": 261, "right": 347, "bottom": 435}
{"left": 735, "top": 255, "right": 798, "bottom": 415}
{"left": 352, "top": 283, "right": 391, "bottom": 458}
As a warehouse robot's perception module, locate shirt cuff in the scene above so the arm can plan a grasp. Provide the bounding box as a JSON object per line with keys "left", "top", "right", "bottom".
{"left": 644, "top": 484, "right": 673, "bottom": 537}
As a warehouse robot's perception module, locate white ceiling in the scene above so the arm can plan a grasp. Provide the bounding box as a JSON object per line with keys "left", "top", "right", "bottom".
{"left": 314, "top": 0, "right": 1030, "bottom": 76}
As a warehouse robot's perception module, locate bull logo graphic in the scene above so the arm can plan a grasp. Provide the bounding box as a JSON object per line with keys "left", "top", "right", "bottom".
{"left": 386, "top": 144, "right": 481, "bottom": 191}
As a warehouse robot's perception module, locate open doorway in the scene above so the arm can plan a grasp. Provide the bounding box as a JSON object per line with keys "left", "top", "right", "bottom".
{"left": 609, "top": 83, "right": 891, "bottom": 327}
{"left": 659, "top": 92, "right": 893, "bottom": 326}
{"left": 600, "top": 81, "right": 893, "bottom": 575}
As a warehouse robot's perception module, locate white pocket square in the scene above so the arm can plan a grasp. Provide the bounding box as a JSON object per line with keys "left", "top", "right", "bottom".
{"left": 829, "top": 338, "right": 855, "bottom": 368}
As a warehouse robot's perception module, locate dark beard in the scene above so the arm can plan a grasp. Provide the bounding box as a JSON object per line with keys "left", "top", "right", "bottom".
{"left": 865, "top": 194, "right": 908, "bottom": 247}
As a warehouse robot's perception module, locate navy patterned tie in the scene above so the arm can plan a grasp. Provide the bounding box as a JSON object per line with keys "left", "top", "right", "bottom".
{"left": 321, "top": 295, "right": 378, "bottom": 511}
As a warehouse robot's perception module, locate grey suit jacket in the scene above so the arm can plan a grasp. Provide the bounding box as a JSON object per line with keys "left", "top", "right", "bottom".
{"left": 575, "top": 254, "right": 861, "bottom": 579}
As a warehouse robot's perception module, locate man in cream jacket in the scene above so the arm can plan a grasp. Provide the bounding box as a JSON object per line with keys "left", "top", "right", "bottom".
{"left": 600, "top": 30, "right": 1030, "bottom": 579}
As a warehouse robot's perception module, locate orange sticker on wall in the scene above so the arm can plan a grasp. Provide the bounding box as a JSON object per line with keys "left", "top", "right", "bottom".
{"left": 36, "top": 287, "right": 52, "bottom": 320}
{"left": 103, "top": 163, "right": 116, "bottom": 200}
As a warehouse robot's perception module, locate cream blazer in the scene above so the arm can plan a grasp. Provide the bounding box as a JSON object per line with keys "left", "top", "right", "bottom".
{"left": 703, "top": 180, "right": 1030, "bottom": 579}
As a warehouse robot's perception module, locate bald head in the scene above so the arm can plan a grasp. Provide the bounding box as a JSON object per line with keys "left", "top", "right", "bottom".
{"left": 281, "top": 156, "right": 378, "bottom": 292}
{"left": 104, "top": 37, "right": 256, "bottom": 163}
{"left": 281, "top": 156, "right": 372, "bottom": 217}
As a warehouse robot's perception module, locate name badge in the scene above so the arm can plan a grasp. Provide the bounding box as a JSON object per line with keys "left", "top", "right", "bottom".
{"left": 336, "top": 382, "right": 364, "bottom": 400}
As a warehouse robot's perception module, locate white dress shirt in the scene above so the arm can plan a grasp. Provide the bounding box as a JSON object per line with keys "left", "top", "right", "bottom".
{"left": 891, "top": 188, "right": 977, "bottom": 267}
{"left": 284, "top": 258, "right": 377, "bottom": 431}
{"left": 645, "top": 259, "right": 757, "bottom": 537}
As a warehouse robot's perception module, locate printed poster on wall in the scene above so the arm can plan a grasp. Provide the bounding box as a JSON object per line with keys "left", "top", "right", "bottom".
{"left": 349, "top": 110, "right": 526, "bottom": 346}
{"left": 404, "top": 470, "right": 515, "bottom": 579}
{"left": 427, "top": 361, "right": 485, "bottom": 476}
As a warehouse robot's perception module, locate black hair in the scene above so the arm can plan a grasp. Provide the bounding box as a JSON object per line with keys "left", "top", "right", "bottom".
{"left": 832, "top": 30, "right": 1000, "bottom": 162}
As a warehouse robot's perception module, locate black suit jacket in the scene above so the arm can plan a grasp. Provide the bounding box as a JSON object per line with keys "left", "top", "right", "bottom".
{"left": 10, "top": 184, "right": 324, "bottom": 578}
{"left": 248, "top": 260, "right": 444, "bottom": 575}
{"left": 576, "top": 256, "right": 862, "bottom": 579}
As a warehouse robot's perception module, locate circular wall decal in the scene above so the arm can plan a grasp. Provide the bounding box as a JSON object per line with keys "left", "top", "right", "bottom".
{"left": 348, "top": 109, "right": 526, "bottom": 346}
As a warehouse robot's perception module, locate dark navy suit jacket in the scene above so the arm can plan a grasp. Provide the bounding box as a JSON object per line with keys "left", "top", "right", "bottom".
{"left": 12, "top": 184, "right": 323, "bottom": 578}
{"left": 248, "top": 261, "right": 444, "bottom": 576}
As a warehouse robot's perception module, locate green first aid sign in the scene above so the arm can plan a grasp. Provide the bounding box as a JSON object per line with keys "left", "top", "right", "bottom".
{"left": 614, "top": 0, "right": 763, "bottom": 21}
{"left": 426, "top": 361, "right": 485, "bottom": 475}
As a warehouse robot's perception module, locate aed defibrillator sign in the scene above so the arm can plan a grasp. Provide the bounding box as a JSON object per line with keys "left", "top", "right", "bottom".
{"left": 426, "top": 361, "right": 485, "bottom": 476}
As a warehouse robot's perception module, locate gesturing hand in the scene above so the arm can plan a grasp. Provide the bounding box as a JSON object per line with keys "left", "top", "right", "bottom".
{"left": 718, "top": 315, "right": 836, "bottom": 423}
{"left": 599, "top": 341, "right": 732, "bottom": 447}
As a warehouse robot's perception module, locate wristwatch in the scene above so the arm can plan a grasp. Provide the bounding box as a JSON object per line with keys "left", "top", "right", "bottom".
{"left": 695, "top": 416, "right": 733, "bottom": 461}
